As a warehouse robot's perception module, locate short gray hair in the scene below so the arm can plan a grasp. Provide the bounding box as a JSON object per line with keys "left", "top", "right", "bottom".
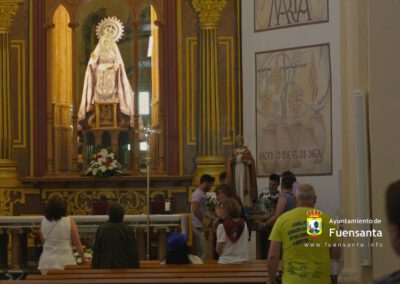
{"left": 295, "top": 183, "right": 316, "bottom": 201}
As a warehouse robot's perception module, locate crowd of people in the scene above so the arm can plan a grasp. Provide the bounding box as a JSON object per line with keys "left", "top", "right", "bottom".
{"left": 37, "top": 172, "right": 400, "bottom": 284}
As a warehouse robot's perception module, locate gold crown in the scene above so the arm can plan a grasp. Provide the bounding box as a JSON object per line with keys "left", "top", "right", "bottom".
{"left": 307, "top": 209, "right": 322, "bottom": 218}
{"left": 95, "top": 16, "right": 124, "bottom": 43}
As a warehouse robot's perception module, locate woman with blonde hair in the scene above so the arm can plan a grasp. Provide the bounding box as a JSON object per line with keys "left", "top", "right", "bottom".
{"left": 215, "top": 198, "right": 249, "bottom": 264}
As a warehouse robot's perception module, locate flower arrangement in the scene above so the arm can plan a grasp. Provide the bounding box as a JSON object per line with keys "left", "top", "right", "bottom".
{"left": 73, "top": 248, "right": 93, "bottom": 264}
{"left": 85, "top": 148, "right": 122, "bottom": 177}
{"left": 259, "top": 190, "right": 280, "bottom": 213}
{"left": 205, "top": 192, "right": 218, "bottom": 210}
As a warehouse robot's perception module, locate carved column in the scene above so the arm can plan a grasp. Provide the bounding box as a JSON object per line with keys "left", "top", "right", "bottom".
{"left": 135, "top": 228, "right": 146, "bottom": 260}
{"left": 45, "top": 23, "right": 55, "bottom": 175}
{"left": 0, "top": 0, "right": 24, "bottom": 186}
{"left": 157, "top": 228, "right": 167, "bottom": 260}
{"left": 69, "top": 21, "right": 79, "bottom": 173}
{"left": 192, "top": 0, "right": 227, "bottom": 184}
{"left": 131, "top": 20, "right": 140, "bottom": 174}
{"left": 0, "top": 229, "right": 8, "bottom": 269}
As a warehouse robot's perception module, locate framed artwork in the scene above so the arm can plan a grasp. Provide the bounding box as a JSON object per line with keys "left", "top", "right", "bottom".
{"left": 254, "top": 0, "right": 329, "bottom": 32}
{"left": 255, "top": 43, "right": 332, "bottom": 176}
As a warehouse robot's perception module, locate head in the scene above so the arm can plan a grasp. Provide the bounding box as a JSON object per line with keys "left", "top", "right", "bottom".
{"left": 235, "top": 135, "right": 244, "bottom": 147}
{"left": 386, "top": 180, "right": 400, "bottom": 256}
{"left": 199, "top": 174, "right": 215, "bottom": 192}
{"left": 107, "top": 202, "right": 125, "bottom": 223}
{"left": 294, "top": 183, "right": 316, "bottom": 207}
{"left": 281, "top": 173, "right": 296, "bottom": 191}
{"left": 45, "top": 195, "right": 67, "bottom": 221}
{"left": 165, "top": 231, "right": 190, "bottom": 264}
{"left": 215, "top": 184, "right": 236, "bottom": 202}
{"left": 268, "top": 173, "right": 280, "bottom": 191}
{"left": 102, "top": 24, "right": 117, "bottom": 40}
{"left": 281, "top": 171, "right": 296, "bottom": 181}
{"left": 220, "top": 198, "right": 241, "bottom": 219}
{"left": 219, "top": 172, "right": 227, "bottom": 184}
{"left": 167, "top": 231, "right": 188, "bottom": 252}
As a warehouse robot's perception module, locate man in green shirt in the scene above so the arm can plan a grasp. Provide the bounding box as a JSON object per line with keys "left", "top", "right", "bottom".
{"left": 267, "top": 183, "right": 340, "bottom": 284}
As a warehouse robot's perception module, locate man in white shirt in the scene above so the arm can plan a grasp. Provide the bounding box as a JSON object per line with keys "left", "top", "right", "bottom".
{"left": 191, "top": 174, "right": 214, "bottom": 260}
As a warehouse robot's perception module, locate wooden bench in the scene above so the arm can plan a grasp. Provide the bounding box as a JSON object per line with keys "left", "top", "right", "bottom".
{"left": 0, "top": 261, "right": 269, "bottom": 284}
{"left": 64, "top": 260, "right": 267, "bottom": 269}
{"left": 0, "top": 278, "right": 268, "bottom": 283}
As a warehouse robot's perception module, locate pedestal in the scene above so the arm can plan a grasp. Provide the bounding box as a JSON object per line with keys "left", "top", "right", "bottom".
{"left": 193, "top": 156, "right": 226, "bottom": 185}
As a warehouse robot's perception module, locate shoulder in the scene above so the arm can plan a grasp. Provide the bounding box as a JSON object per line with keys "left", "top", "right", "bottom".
{"left": 216, "top": 223, "right": 225, "bottom": 233}
{"left": 192, "top": 189, "right": 203, "bottom": 200}
{"left": 278, "top": 207, "right": 301, "bottom": 220}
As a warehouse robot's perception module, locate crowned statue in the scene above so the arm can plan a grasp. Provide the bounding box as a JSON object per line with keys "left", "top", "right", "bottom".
{"left": 78, "top": 17, "right": 134, "bottom": 127}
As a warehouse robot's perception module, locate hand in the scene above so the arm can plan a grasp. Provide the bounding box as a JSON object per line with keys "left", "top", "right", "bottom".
{"left": 81, "top": 258, "right": 91, "bottom": 265}
{"left": 255, "top": 220, "right": 265, "bottom": 231}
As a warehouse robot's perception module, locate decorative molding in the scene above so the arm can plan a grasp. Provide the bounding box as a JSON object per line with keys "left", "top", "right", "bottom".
{"left": 191, "top": 0, "right": 226, "bottom": 28}
{"left": 0, "top": 188, "right": 39, "bottom": 216}
{"left": 40, "top": 187, "right": 187, "bottom": 215}
{"left": 0, "top": 0, "right": 24, "bottom": 33}
{"left": 11, "top": 40, "right": 26, "bottom": 148}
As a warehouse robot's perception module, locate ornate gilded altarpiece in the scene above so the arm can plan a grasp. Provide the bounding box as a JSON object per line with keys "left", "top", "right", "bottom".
{"left": 2, "top": 0, "right": 243, "bottom": 218}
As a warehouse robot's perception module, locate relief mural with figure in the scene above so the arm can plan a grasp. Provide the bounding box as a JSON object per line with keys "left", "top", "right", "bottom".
{"left": 256, "top": 43, "right": 332, "bottom": 176}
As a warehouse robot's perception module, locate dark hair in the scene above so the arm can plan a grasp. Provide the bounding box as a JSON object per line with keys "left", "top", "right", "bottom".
{"left": 386, "top": 180, "right": 400, "bottom": 228}
{"left": 165, "top": 244, "right": 190, "bottom": 264}
{"left": 269, "top": 173, "right": 280, "bottom": 185}
{"left": 107, "top": 202, "right": 125, "bottom": 223}
{"left": 219, "top": 172, "right": 227, "bottom": 182}
{"left": 45, "top": 196, "right": 67, "bottom": 221}
{"left": 200, "top": 174, "right": 215, "bottom": 184}
{"left": 281, "top": 171, "right": 296, "bottom": 181}
{"left": 281, "top": 174, "right": 296, "bottom": 189}
{"left": 215, "top": 184, "right": 236, "bottom": 198}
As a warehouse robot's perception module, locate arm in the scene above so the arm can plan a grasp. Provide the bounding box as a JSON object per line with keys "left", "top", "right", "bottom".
{"left": 330, "top": 246, "right": 341, "bottom": 260}
{"left": 216, "top": 224, "right": 225, "bottom": 256}
{"left": 70, "top": 218, "right": 87, "bottom": 263}
{"left": 215, "top": 242, "right": 224, "bottom": 255}
{"left": 265, "top": 197, "right": 287, "bottom": 226}
{"left": 191, "top": 201, "right": 203, "bottom": 223}
{"left": 267, "top": 240, "right": 281, "bottom": 284}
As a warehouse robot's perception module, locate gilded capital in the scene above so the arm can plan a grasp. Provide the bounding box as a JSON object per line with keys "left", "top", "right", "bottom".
{"left": 0, "top": 0, "right": 25, "bottom": 33}
{"left": 192, "top": 0, "right": 227, "bottom": 28}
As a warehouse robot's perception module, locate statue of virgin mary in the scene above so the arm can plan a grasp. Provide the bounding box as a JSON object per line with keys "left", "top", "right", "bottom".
{"left": 78, "top": 17, "right": 134, "bottom": 126}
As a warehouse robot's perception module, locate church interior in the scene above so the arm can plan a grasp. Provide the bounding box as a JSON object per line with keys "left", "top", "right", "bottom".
{"left": 0, "top": 0, "right": 400, "bottom": 283}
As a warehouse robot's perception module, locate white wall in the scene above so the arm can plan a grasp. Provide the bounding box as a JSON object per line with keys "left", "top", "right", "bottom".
{"left": 369, "top": 0, "right": 400, "bottom": 277}
{"left": 241, "top": 1, "right": 342, "bottom": 216}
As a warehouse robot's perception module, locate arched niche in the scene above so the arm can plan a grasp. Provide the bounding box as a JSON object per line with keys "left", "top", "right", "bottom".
{"left": 46, "top": 4, "right": 73, "bottom": 174}
{"left": 44, "top": 0, "right": 165, "bottom": 175}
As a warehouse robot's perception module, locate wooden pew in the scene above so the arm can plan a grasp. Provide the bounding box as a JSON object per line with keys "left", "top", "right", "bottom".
{"left": 0, "top": 278, "right": 268, "bottom": 283}
{"left": 2, "top": 261, "right": 269, "bottom": 284}
{"left": 27, "top": 271, "right": 268, "bottom": 280}
{"left": 63, "top": 260, "right": 267, "bottom": 270}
